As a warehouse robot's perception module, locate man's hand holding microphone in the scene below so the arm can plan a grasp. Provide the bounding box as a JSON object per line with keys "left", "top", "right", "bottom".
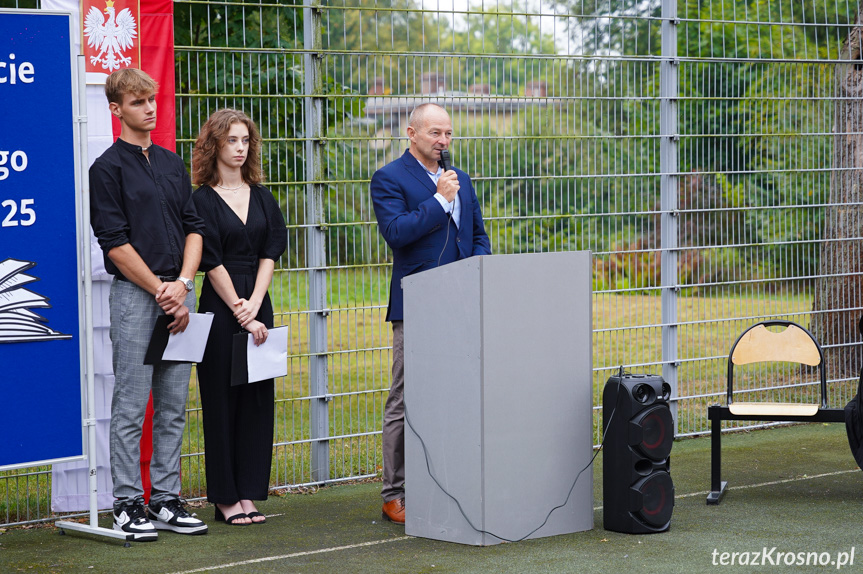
{"left": 436, "top": 149, "right": 459, "bottom": 202}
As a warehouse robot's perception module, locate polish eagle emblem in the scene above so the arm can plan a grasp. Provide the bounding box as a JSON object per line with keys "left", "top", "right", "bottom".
{"left": 83, "top": 0, "right": 137, "bottom": 73}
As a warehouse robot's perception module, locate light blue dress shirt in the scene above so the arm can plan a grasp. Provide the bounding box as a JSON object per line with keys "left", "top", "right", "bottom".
{"left": 417, "top": 156, "right": 461, "bottom": 229}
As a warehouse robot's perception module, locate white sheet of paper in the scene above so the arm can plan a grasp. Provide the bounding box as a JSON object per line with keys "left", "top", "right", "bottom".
{"left": 246, "top": 326, "right": 289, "bottom": 383}
{"left": 162, "top": 312, "right": 215, "bottom": 362}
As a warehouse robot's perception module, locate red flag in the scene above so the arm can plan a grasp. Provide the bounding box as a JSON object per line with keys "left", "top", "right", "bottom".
{"left": 129, "top": 0, "right": 178, "bottom": 502}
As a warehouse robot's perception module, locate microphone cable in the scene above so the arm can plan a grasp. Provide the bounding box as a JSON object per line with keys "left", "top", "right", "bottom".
{"left": 402, "top": 372, "right": 622, "bottom": 543}
{"left": 436, "top": 210, "right": 453, "bottom": 267}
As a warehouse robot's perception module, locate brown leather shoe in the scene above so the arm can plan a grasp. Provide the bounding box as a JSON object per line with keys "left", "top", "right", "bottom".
{"left": 381, "top": 498, "right": 405, "bottom": 524}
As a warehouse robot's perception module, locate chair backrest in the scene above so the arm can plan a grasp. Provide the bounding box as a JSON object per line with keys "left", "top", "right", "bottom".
{"left": 731, "top": 323, "right": 821, "bottom": 367}
{"left": 727, "top": 320, "right": 827, "bottom": 408}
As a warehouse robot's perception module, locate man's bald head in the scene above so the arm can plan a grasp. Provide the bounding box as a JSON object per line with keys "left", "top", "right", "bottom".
{"left": 408, "top": 103, "right": 450, "bottom": 130}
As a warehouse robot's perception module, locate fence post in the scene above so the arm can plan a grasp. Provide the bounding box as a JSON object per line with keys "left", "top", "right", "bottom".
{"left": 660, "top": 0, "right": 679, "bottom": 429}
{"left": 303, "top": 0, "right": 329, "bottom": 482}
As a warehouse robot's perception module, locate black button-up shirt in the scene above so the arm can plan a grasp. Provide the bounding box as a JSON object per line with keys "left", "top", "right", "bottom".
{"left": 89, "top": 139, "right": 205, "bottom": 278}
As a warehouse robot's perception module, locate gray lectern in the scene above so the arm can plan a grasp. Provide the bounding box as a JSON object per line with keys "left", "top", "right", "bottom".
{"left": 402, "top": 251, "right": 593, "bottom": 546}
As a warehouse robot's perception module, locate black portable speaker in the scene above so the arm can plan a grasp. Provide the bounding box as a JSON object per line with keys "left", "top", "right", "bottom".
{"left": 602, "top": 373, "right": 674, "bottom": 534}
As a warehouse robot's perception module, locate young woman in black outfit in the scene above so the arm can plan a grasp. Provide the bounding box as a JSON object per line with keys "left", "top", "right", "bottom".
{"left": 192, "top": 109, "right": 286, "bottom": 525}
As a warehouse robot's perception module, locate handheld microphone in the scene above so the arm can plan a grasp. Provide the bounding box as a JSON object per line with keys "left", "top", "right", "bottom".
{"left": 438, "top": 149, "right": 451, "bottom": 172}
{"left": 436, "top": 148, "right": 454, "bottom": 266}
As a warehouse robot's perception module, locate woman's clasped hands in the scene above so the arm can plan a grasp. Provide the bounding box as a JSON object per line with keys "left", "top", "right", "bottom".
{"left": 234, "top": 298, "right": 267, "bottom": 345}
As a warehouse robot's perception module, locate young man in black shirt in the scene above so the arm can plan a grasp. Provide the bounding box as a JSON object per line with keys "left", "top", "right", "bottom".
{"left": 90, "top": 68, "right": 207, "bottom": 540}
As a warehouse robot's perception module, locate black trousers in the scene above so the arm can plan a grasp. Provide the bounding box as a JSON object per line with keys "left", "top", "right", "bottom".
{"left": 199, "top": 370, "right": 274, "bottom": 503}
{"left": 198, "top": 276, "right": 275, "bottom": 504}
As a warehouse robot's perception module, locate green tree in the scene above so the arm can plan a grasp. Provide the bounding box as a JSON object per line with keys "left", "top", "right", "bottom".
{"left": 322, "top": 0, "right": 452, "bottom": 94}
{"left": 444, "top": 1, "right": 562, "bottom": 95}
{"left": 324, "top": 0, "right": 564, "bottom": 96}
{"left": 545, "top": 0, "right": 850, "bottom": 292}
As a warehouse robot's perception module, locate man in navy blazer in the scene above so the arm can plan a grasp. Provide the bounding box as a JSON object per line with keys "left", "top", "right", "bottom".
{"left": 371, "top": 103, "right": 491, "bottom": 524}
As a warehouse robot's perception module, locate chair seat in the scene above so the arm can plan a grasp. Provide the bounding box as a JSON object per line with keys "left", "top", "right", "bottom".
{"left": 728, "top": 402, "right": 820, "bottom": 417}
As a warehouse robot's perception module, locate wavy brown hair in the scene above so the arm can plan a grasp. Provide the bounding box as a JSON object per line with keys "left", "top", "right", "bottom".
{"left": 192, "top": 109, "right": 263, "bottom": 187}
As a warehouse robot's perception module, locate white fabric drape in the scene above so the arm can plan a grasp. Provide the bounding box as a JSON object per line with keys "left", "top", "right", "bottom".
{"left": 45, "top": 0, "right": 115, "bottom": 512}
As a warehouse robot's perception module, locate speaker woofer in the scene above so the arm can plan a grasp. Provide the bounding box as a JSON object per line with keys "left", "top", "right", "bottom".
{"left": 631, "top": 405, "right": 673, "bottom": 461}
{"left": 631, "top": 471, "right": 674, "bottom": 528}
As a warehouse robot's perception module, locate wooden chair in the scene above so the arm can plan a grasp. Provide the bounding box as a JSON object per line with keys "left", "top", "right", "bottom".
{"left": 706, "top": 320, "right": 844, "bottom": 504}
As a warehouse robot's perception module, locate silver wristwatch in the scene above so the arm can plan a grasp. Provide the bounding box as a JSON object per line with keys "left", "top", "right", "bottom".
{"left": 177, "top": 276, "right": 194, "bottom": 292}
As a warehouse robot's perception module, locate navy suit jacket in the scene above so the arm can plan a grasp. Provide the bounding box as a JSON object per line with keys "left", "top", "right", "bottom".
{"left": 371, "top": 149, "right": 492, "bottom": 322}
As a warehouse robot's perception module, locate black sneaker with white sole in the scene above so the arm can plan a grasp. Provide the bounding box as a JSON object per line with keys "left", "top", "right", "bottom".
{"left": 147, "top": 498, "right": 208, "bottom": 535}
{"left": 113, "top": 500, "right": 158, "bottom": 541}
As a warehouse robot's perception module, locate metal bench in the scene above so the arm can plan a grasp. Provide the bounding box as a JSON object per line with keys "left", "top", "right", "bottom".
{"left": 706, "top": 320, "right": 844, "bottom": 505}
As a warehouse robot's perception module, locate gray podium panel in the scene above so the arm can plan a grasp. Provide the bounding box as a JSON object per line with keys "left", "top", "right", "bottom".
{"left": 403, "top": 251, "right": 593, "bottom": 545}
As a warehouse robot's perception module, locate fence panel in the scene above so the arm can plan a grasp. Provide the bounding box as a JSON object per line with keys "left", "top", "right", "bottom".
{"left": 675, "top": 1, "right": 861, "bottom": 435}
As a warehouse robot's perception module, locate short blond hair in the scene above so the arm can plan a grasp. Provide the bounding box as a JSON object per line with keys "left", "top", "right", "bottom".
{"left": 104, "top": 68, "right": 158, "bottom": 104}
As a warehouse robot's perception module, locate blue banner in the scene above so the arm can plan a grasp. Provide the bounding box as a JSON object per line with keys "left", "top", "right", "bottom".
{"left": 0, "top": 10, "right": 83, "bottom": 468}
